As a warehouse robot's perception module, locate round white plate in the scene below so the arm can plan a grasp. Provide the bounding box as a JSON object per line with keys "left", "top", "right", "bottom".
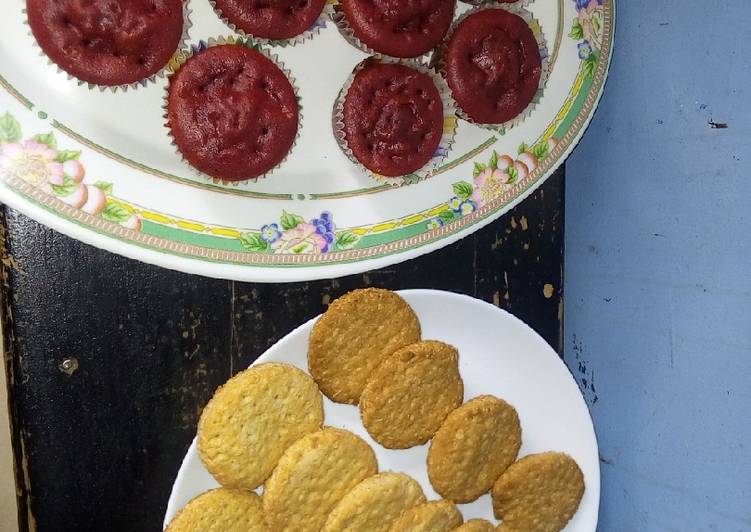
{"left": 164, "top": 290, "right": 600, "bottom": 529}
{"left": 0, "top": 0, "right": 613, "bottom": 282}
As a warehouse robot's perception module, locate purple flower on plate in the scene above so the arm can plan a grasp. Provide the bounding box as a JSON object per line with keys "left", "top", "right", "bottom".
{"left": 448, "top": 196, "right": 463, "bottom": 213}
{"left": 261, "top": 223, "right": 282, "bottom": 243}
{"left": 310, "top": 211, "right": 335, "bottom": 252}
{"left": 459, "top": 200, "right": 477, "bottom": 216}
{"left": 427, "top": 218, "right": 444, "bottom": 230}
{"left": 578, "top": 40, "right": 593, "bottom": 59}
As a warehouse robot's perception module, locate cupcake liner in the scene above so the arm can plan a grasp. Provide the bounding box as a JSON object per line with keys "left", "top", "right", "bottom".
{"left": 331, "top": 3, "right": 455, "bottom": 65}
{"left": 333, "top": 57, "right": 458, "bottom": 187}
{"left": 433, "top": 4, "right": 549, "bottom": 132}
{"left": 163, "top": 36, "right": 302, "bottom": 186}
{"left": 210, "top": 0, "right": 334, "bottom": 47}
{"left": 23, "top": 1, "right": 192, "bottom": 92}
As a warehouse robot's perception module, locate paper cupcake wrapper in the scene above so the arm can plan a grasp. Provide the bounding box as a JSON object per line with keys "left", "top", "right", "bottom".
{"left": 333, "top": 57, "right": 458, "bottom": 186}
{"left": 163, "top": 36, "right": 302, "bottom": 185}
{"left": 210, "top": 0, "right": 334, "bottom": 47}
{"left": 433, "top": 4, "right": 549, "bottom": 132}
{"left": 330, "top": 3, "right": 454, "bottom": 65}
{"left": 23, "top": 1, "right": 192, "bottom": 92}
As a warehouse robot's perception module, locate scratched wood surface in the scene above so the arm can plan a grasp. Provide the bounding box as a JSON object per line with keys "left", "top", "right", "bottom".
{"left": 1, "top": 168, "right": 563, "bottom": 532}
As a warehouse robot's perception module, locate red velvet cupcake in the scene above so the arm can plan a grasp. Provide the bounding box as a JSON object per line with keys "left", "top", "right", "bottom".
{"left": 338, "top": 0, "right": 455, "bottom": 58}
{"left": 212, "top": 0, "right": 327, "bottom": 41}
{"left": 26, "top": 0, "right": 185, "bottom": 87}
{"left": 442, "top": 8, "right": 544, "bottom": 125}
{"left": 167, "top": 43, "right": 299, "bottom": 181}
{"left": 339, "top": 60, "right": 445, "bottom": 177}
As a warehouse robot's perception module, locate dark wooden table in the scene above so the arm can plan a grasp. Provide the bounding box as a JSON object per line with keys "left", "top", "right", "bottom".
{"left": 2, "top": 168, "right": 563, "bottom": 532}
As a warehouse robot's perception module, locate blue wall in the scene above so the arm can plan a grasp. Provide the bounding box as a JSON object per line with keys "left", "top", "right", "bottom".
{"left": 565, "top": 1, "right": 751, "bottom": 531}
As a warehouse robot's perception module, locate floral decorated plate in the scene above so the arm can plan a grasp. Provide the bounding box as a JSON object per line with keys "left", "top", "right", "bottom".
{"left": 0, "top": 0, "right": 614, "bottom": 282}
{"left": 164, "top": 290, "right": 600, "bottom": 529}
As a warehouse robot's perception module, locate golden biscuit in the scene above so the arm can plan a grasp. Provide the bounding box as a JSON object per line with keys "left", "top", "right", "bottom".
{"left": 165, "top": 488, "right": 267, "bottom": 532}
{"left": 308, "top": 288, "right": 421, "bottom": 404}
{"left": 197, "top": 363, "right": 323, "bottom": 490}
{"left": 454, "top": 519, "right": 496, "bottom": 532}
{"left": 263, "top": 427, "right": 379, "bottom": 532}
{"left": 323, "top": 472, "right": 426, "bottom": 532}
{"left": 428, "top": 395, "right": 521, "bottom": 503}
{"left": 360, "top": 340, "right": 463, "bottom": 448}
{"left": 388, "top": 500, "right": 463, "bottom": 532}
{"left": 491, "top": 452, "right": 585, "bottom": 532}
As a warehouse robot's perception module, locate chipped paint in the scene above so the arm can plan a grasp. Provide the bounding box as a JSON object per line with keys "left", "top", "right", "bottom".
{"left": 543, "top": 284, "right": 555, "bottom": 298}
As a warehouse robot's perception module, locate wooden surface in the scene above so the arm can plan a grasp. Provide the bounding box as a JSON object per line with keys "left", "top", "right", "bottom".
{"left": 1, "top": 168, "right": 563, "bottom": 531}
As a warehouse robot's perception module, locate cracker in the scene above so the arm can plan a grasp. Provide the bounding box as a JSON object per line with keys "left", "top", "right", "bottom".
{"left": 263, "top": 427, "right": 379, "bottom": 532}
{"left": 388, "top": 500, "right": 463, "bottom": 532}
{"left": 308, "top": 288, "right": 421, "bottom": 404}
{"left": 165, "top": 488, "right": 267, "bottom": 532}
{"left": 323, "top": 472, "right": 426, "bottom": 532}
{"left": 428, "top": 395, "right": 521, "bottom": 503}
{"left": 454, "top": 519, "right": 496, "bottom": 532}
{"left": 491, "top": 452, "right": 585, "bottom": 532}
{"left": 197, "top": 362, "right": 323, "bottom": 490}
{"left": 360, "top": 340, "right": 463, "bottom": 448}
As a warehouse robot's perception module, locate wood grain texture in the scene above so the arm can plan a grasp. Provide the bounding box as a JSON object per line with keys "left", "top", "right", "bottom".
{"left": 1, "top": 168, "right": 563, "bottom": 531}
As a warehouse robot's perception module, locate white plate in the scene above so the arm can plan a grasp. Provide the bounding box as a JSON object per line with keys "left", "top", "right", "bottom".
{"left": 0, "top": 0, "right": 614, "bottom": 282}
{"left": 164, "top": 290, "right": 600, "bottom": 529}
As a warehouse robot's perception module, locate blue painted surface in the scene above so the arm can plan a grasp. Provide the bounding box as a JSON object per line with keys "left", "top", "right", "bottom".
{"left": 564, "top": 1, "right": 751, "bottom": 531}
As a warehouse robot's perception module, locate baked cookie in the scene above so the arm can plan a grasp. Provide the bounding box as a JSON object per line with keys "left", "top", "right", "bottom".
{"left": 197, "top": 362, "right": 323, "bottom": 489}
{"left": 308, "top": 288, "right": 421, "bottom": 404}
{"left": 454, "top": 519, "right": 496, "bottom": 532}
{"left": 323, "top": 472, "right": 426, "bottom": 532}
{"left": 491, "top": 452, "right": 585, "bottom": 532}
{"left": 388, "top": 500, "right": 463, "bottom": 532}
{"left": 428, "top": 395, "right": 521, "bottom": 502}
{"left": 360, "top": 340, "right": 463, "bottom": 448}
{"left": 165, "top": 488, "right": 267, "bottom": 532}
{"left": 263, "top": 427, "right": 378, "bottom": 532}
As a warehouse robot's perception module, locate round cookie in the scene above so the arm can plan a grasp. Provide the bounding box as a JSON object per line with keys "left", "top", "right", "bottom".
{"left": 360, "top": 340, "right": 463, "bottom": 448}
{"left": 341, "top": 60, "right": 445, "bottom": 177}
{"left": 491, "top": 452, "right": 585, "bottom": 532}
{"left": 197, "top": 362, "right": 323, "bottom": 490}
{"left": 214, "top": 0, "right": 327, "bottom": 40}
{"left": 388, "top": 500, "right": 463, "bottom": 532}
{"left": 323, "top": 472, "right": 426, "bottom": 532}
{"left": 428, "top": 395, "right": 521, "bottom": 502}
{"left": 308, "top": 288, "right": 421, "bottom": 404}
{"left": 165, "top": 488, "right": 267, "bottom": 532}
{"left": 263, "top": 427, "right": 378, "bottom": 532}
{"left": 167, "top": 44, "right": 299, "bottom": 181}
{"left": 455, "top": 519, "right": 496, "bottom": 532}
{"left": 26, "top": 0, "right": 184, "bottom": 86}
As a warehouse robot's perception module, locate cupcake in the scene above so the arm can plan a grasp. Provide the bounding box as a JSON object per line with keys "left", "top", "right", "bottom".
{"left": 339, "top": 59, "right": 445, "bottom": 177}
{"left": 167, "top": 43, "right": 299, "bottom": 182}
{"left": 337, "top": 0, "right": 455, "bottom": 58}
{"left": 212, "top": 0, "right": 327, "bottom": 41}
{"left": 441, "top": 8, "right": 543, "bottom": 125}
{"left": 26, "top": 0, "right": 185, "bottom": 87}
